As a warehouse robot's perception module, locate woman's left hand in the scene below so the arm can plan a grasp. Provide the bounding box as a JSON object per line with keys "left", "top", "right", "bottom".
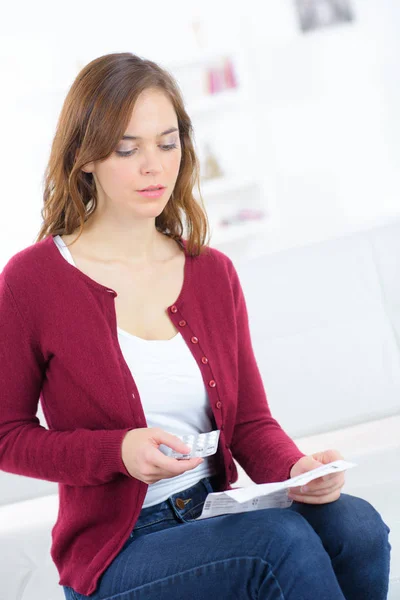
{"left": 288, "top": 448, "right": 345, "bottom": 504}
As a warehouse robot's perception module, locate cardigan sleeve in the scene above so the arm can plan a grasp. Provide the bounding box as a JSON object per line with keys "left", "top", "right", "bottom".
{"left": 227, "top": 259, "right": 306, "bottom": 484}
{"left": 0, "top": 273, "right": 134, "bottom": 486}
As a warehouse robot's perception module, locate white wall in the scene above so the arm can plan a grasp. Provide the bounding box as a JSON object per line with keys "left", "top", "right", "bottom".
{"left": 240, "top": 0, "right": 400, "bottom": 248}
{"left": 1, "top": 0, "right": 399, "bottom": 266}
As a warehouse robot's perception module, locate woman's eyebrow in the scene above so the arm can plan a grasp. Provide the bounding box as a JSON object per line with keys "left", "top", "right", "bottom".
{"left": 122, "top": 127, "right": 179, "bottom": 141}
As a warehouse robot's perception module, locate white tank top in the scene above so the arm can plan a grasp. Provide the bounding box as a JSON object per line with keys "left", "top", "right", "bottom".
{"left": 52, "top": 235, "right": 218, "bottom": 507}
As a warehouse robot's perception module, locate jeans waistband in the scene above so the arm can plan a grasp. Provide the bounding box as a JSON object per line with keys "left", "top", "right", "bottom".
{"left": 134, "top": 474, "right": 220, "bottom": 530}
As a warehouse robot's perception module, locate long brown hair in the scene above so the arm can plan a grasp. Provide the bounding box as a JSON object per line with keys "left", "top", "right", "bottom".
{"left": 35, "top": 52, "right": 211, "bottom": 256}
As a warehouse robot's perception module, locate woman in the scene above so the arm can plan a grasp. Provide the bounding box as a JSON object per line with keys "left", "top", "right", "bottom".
{"left": 0, "top": 52, "right": 390, "bottom": 599}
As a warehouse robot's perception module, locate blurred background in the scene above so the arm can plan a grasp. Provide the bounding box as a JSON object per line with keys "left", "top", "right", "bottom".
{"left": 1, "top": 0, "right": 399, "bottom": 259}
{"left": 0, "top": 0, "right": 399, "bottom": 597}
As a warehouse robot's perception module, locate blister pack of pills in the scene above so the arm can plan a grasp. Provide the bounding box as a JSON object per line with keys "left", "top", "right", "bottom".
{"left": 159, "top": 430, "right": 221, "bottom": 460}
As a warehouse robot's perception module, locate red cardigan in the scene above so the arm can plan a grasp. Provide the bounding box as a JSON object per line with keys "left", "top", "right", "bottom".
{"left": 0, "top": 234, "right": 306, "bottom": 595}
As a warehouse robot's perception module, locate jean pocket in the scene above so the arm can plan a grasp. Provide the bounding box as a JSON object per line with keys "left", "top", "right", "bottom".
{"left": 182, "top": 500, "right": 205, "bottom": 521}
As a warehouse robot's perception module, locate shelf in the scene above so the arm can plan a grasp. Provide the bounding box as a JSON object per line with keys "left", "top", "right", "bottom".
{"left": 196, "top": 174, "right": 260, "bottom": 198}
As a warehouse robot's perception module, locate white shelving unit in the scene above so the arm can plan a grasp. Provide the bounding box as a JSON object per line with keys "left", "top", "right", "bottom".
{"left": 209, "top": 218, "right": 269, "bottom": 246}
{"left": 162, "top": 48, "right": 272, "bottom": 253}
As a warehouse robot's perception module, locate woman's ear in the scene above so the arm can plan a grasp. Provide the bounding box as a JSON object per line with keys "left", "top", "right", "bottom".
{"left": 75, "top": 147, "right": 94, "bottom": 173}
{"left": 81, "top": 162, "right": 94, "bottom": 174}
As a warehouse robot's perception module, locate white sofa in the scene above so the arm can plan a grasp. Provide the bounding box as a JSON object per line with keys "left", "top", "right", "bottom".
{"left": 0, "top": 418, "right": 398, "bottom": 600}
{"left": 1, "top": 218, "right": 399, "bottom": 599}
{"left": 236, "top": 415, "right": 400, "bottom": 599}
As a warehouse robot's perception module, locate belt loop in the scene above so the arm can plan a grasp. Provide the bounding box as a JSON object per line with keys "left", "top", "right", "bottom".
{"left": 199, "top": 475, "right": 219, "bottom": 496}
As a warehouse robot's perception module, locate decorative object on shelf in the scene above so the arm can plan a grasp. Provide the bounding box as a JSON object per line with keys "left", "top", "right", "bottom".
{"left": 294, "top": 0, "right": 355, "bottom": 33}
{"left": 206, "top": 56, "right": 239, "bottom": 94}
{"left": 191, "top": 18, "right": 207, "bottom": 50}
{"left": 202, "top": 143, "right": 224, "bottom": 181}
{"left": 219, "top": 208, "right": 266, "bottom": 227}
{"left": 223, "top": 57, "right": 238, "bottom": 89}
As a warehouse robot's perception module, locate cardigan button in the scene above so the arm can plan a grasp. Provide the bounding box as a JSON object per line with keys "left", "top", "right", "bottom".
{"left": 201, "top": 356, "right": 208, "bottom": 364}
{"left": 216, "top": 400, "right": 222, "bottom": 409}
{"left": 179, "top": 320, "right": 186, "bottom": 327}
{"left": 170, "top": 305, "right": 178, "bottom": 313}
{"left": 191, "top": 336, "right": 199, "bottom": 344}
{"left": 209, "top": 380, "right": 217, "bottom": 388}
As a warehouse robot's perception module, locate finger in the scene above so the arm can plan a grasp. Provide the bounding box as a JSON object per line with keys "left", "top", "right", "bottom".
{"left": 144, "top": 458, "right": 204, "bottom": 482}
{"left": 320, "top": 472, "right": 344, "bottom": 483}
{"left": 152, "top": 450, "right": 203, "bottom": 475}
{"left": 302, "top": 482, "right": 344, "bottom": 497}
{"left": 289, "top": 473, "right": 344, "bottom": 494}
{"left": 312, "top": 449, "right": 344, "bottom": 463}
{"left": 153, "top": 461, "right": 203, "bottom": 481}
{"left": 151, "top": 429, "right": 191, "bottom": 455}
{"left": 288, "top": 486, "right": 342, "bottom": 504}
{"left": 290, "top": 474, "right": 344, "bottom": 493}
{"left": 289, "top": 485, "right": 334, "bottom": 496}
{"left": 309, "top": 472, "right": 344, "bottom": 485}
{"left": 289, "top": 481, "right": 344, "bottom": 500}
{"left": 314, "top": 473, "right": 345, "bottom": 489}
{"left": 307, "top": 475, "right": 343, "bottom": 492}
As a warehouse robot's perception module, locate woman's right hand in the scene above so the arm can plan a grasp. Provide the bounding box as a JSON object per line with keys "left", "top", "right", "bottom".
{"left": 121, "top": 427, "right": 204, "bottom": 484}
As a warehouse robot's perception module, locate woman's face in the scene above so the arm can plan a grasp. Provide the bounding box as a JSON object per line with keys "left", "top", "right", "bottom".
{"left": 82, "top": 87, "right": 182, "bottom": 220}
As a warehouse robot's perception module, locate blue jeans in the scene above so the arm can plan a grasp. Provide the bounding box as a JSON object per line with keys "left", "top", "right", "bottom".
{"left": 63, "top": 474, "right": 391, "bottom": 599}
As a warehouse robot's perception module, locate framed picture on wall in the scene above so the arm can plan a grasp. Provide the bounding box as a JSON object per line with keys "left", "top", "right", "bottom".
{"left": 294, "top": 0, "right": 355, "bottom": 33}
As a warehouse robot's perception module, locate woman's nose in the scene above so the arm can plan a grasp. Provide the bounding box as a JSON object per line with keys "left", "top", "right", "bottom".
{"left": 139, "top": 152, "right": 163, "bottom": 174}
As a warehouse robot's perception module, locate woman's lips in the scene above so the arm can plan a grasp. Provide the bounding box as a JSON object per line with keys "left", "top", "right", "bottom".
{"left": 136, "top": 188, "right": 166, "bottom": 198}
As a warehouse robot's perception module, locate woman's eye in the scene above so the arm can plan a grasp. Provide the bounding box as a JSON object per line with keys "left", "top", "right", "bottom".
{"left": 116, "top": 143, "right": 178, "bottom": 158}
{"left": 116, "top": 149, "right": 137, "bottom": 157}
